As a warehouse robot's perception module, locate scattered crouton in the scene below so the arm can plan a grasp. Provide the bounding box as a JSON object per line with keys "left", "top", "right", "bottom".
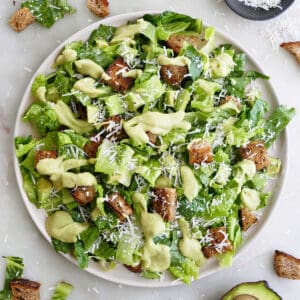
{"left": 153, "top": 188, "right": 177, "bottom": 222}
{"left": 106, "top": 192, "right": 133, "bottom": 221}
{"left": 202, "top": 227, "right": 233, "bottom": 258}
{"left": 160, "top": 65, "right": 188, "bottom": 87}
{"left": 101, "top": 115, "right": 127, "bottom": 141}
{"left": 87, "top": 0, "right": 109, "bottom": 18}
{"left": 187, "top": 139, "right": 213, "bottom": 165}
{"left": 102, "top": 57, "right": 134, "bottom": 93}
{"left": 240, "top": 208, "right": 257, "bottom": 231}
{"left": 125, "top": 264, "right": 142, "bottom": 273}
{"left": 9, "top": 7, "right": 35, "bottom": 32}
{"left": 274, "top": 250, "right": 300, "bottom": 280}
{"left": 167, "top": 33, "right": 205, "bottom": 55}
{"left": 10, "top": 278, "right": 40, "bottom": 300}
{"left": 280, "top": 42, "right": 300, "bottom": 64}
{"left": 71, "top": 186, "right": 96, "bottom": 206}
{"left": 240, "top": 140, "right": 269, "bottom": 171}
{"left": 34, "top": 150, "right": 57, "bottom": 167}
{"left": 146, "top": 132, "right": 158, "bottom": 145}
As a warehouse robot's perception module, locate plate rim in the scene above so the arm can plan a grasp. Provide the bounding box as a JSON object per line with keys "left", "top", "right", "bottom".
{"left": 13, "top": 10, "right": 289, "bottom": 288}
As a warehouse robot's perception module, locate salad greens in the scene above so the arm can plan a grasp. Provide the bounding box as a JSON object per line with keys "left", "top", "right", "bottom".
{"left": 21, "top": 0, "right": 76, "bottom": 28}
{"left": 0, "top": 256, "right": 24, "bottom": 299}
{"left": 15, "top": 12, "right": 295, "bottom": 284}
{"left": 51, "top": 281, "right": 73, "bottom": 300}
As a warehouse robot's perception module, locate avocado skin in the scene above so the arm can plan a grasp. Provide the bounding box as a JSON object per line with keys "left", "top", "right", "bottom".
{"left": 221, "top": 281, "right": 282, "bottom": 300}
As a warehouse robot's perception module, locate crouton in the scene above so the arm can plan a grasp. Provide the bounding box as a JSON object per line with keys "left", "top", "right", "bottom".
{"left": 71, "top": 186, "right": 96, "bottom": 206}
{"left": 220, "top": 95, "right": 242, "bottom": 110}
{"left": 240, "top": 140, "right": 269, "bottom": 171}
{"left": 86, "top": 0, "right": 109, "bottom": 18}
{"left": 102, "top": 57, "right": 134, "bottom": 93}
{"left": 167, "top": 33, "right": 204, "bottom": 55}
{"left": 160, "top": 65, "right": 188, "bottom": 87}
{"left": 146, "top": 131, "right": 158, "bottom": 145}
{"left": 202, "top": 227, "right": 233, "bottom": 258}
{"left": 280, "top": 42, "right": 300, "bottom": 64}
{"left": 240, "top": 208, "right": 257, "bottom": 231}
{"left": 187, "top": 139, "right": 213, "bottom": 165}
{"left": 106, "top": 192, "right": 133, "bottom": 221}
{"left": 34, "top": 150, "right": 57, "bottom": 167}
{"left": 125, "top": 264, "right": 142, "bottom": 273}
{"left": 274, "top": 250, "right": 300, "bottom": 280}
{"left": 152, "top": 188, "right": 177, "bottom": 222}
{"left": 84, "top": 139, "right": 102, "bottom": 158}
{"left": 9, "top": 7, "right": 35, "bottom": 32}
{"left": 102, "top": 115, "right": 127, "bottom": 141}
{"left": 10, "top": 278, "right": 40, "bottom": 300}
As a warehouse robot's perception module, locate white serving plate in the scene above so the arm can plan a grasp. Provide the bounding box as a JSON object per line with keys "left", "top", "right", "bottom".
{"left": 13, "top": 11, "right": 288, "bottom": 288}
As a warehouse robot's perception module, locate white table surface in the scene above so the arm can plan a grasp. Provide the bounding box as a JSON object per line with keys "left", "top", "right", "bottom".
{"left": 1, "top": 1, "right": 300, "bottom": 299}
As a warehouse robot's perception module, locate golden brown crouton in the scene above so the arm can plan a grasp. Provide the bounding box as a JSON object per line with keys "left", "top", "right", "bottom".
{"left": 106, "top": 192, "right": 133, "bottom": 221}
{"left": 220, "top": 95, "right": 242, "bottom": 110}
{"left": 125, "top": 264, "right": 142, "bottom": 273}
{"left": 103, "top": 57, "right": 134, "bottom": 93}
{"left": 187, "top": 139, "right": 213, "bottom": 165}
{"left": 10, "top": 278, "right": 40, "bottom": 300}
{"left": 152, "top": 188, "right": 177, "bottom": 222}
{"left": 280, "top": 42, "right": 300, "bottom": 64}
{"left": 160, "top": 65, "right": 188, "bottom": 87}
{"left": 274, "top": 250, "right": 300, "bottom": 280}
{"left": 146, "top": 131, "right": 158, "bottom": 145}
{"left": 202, "top": 227, "right": 233, "bottom": 258}
{"left": 240, "top": 141, "right": 269, "bottom": 171}
{"left": 9, "top": 7, "right": 35, "bottom": 32}
{"left": 87, "top": 0, "right": 109, "bottom": 18}
{"left": 101, "top": 115, "right": 127, "bottom": 141}
{"left": 240, "top": 208, "right": 257, "bottom": 231}
{"left": 71, "top": 186, "right": 96, "bottom": 206}
{"left": 34, "top": 150, "right": 57, "bottom": 167}
{"left": 84, "top": 139, "right": 102, "bottom": 158}
{"left": 167, "top": 33, "right": 204, "bottom": 55}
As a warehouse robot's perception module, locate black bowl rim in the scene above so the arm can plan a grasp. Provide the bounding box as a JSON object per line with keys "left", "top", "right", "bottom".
{"left": 224, "top": 0, "right": 295, "bottom": 21}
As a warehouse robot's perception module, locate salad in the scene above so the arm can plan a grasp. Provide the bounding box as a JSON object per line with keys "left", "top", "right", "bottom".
{"left": 15, "top": 11, "right": 295, "bottom": 284}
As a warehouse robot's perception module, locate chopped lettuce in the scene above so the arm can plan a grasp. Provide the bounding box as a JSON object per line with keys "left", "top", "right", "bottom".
{"left": 22, "top": 0, "right": 76, "bottom": 28}
{"left": 0, "top": 256, "right": 24, "bottom": 299}
{"left": 51, "top": 281, "right": 73, "bottom": 300}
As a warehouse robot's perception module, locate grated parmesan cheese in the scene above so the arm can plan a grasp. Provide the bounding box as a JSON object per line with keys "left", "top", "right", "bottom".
{"left": 238, "top": 0, "right": 282, "bottom": 10}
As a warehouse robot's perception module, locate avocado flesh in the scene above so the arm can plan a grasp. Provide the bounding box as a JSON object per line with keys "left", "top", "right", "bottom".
{"left": 221, "top": 281, "right": 281, "bottom": 300}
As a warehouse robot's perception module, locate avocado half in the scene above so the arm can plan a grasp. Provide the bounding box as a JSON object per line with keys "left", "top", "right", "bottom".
{"left": 221, "top": 281, "right": 282, "bottom": 300}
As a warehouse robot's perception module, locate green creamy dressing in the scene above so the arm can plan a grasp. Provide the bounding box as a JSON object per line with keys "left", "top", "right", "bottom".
{"left": 123, "top": 111, "right": 191, "bottom": 143}
{"left": 178, "top": 218, "right": 206, "bottom": 267}
{"left": 180, "top": 165, "right": 200, "bottom": 201}
{"left": 73, "top": 77, "right": 110, "bottom": 98}
{"left": 46, "top": 211, "right": 89, "bottom": 243}
{"left": 157, "top": 54, "right": 191, "bottom": 66}
{"left": 133, "top": 193, "right": 171, "bottom": 272}
{"left": 53, "top": 100, "right": 94, "bottom": 134}
{"left": 36, "top": 156, "right": 97, "bottom": 190}
{"left": 53, "top": 49, "right": 77, "bottom": 68}
{"left": 123, "top": 69, "right": 143, "bottom": 79}
{"left": 75, "top": 59, "right": 110, "bottom": 80}
{"left": 111, "top": 19, "right": 149, "bottom": 44}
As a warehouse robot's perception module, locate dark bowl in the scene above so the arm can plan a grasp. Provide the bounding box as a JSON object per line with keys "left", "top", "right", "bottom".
{"left": 224, "top": 0, "right": 295, "bottom": 21}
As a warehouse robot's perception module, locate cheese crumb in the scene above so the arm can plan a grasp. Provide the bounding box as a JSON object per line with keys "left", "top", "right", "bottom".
{"left": 238, "top": 0, "right": 282, "bottom": 10}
